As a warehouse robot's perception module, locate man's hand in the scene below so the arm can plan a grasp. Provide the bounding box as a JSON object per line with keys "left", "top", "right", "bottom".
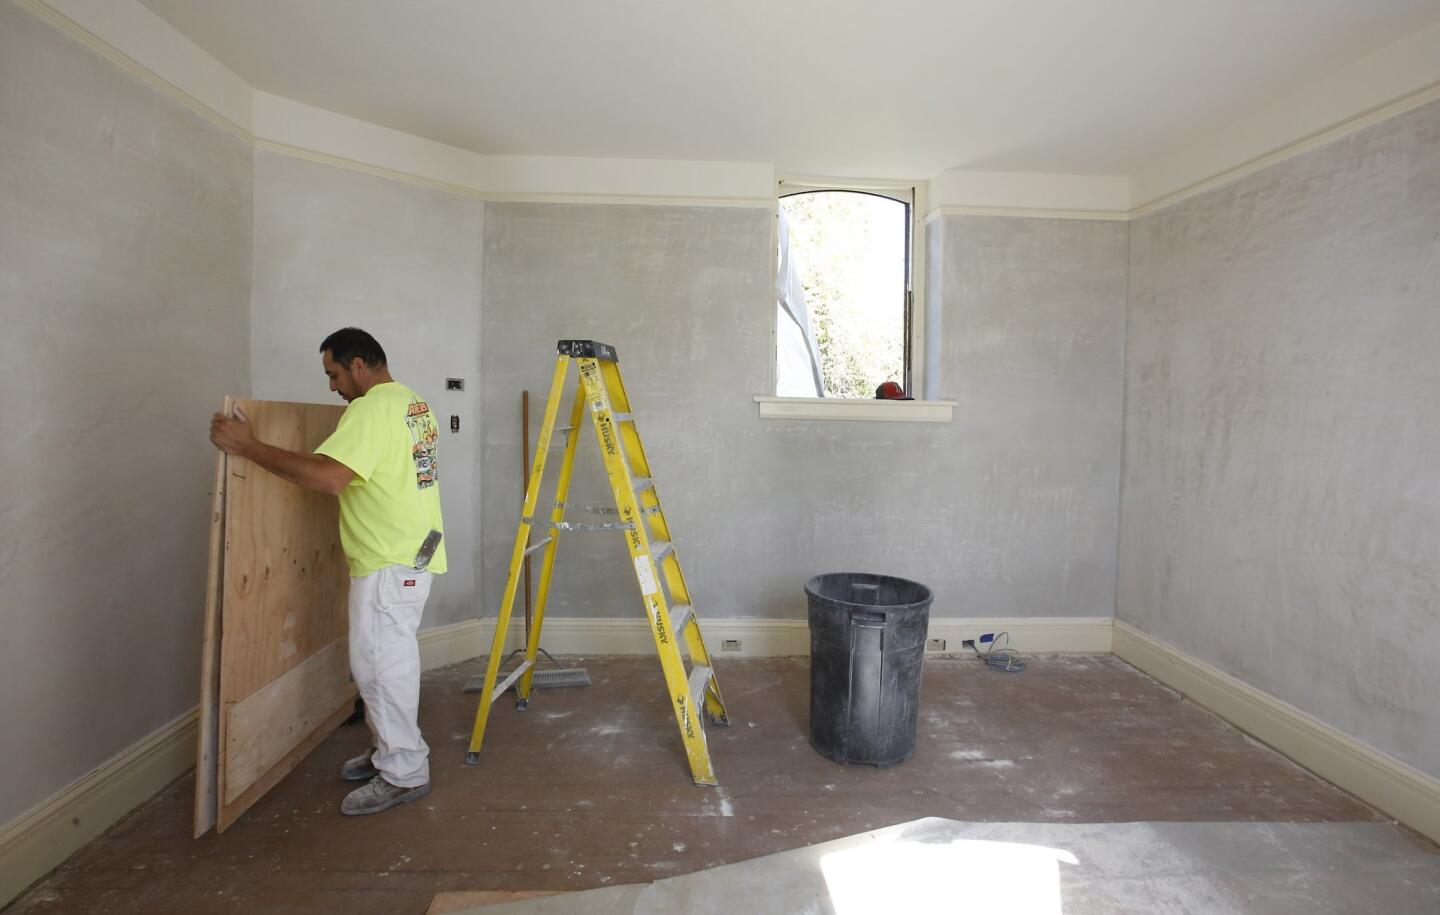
{"left": 211, "top": 410, "right": 256, "bottom": 456}
{"left": 208, "top": 407, "right": 355, "bottom": 495}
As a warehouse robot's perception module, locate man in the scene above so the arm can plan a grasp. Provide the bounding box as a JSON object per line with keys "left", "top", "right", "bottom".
{"left": 209, "top": 327, "right": 445, "bottom": 816}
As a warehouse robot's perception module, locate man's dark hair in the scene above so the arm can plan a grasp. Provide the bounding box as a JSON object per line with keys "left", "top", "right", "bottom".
{"left": 320, "top": 327, "right": 387, "bottom": 368}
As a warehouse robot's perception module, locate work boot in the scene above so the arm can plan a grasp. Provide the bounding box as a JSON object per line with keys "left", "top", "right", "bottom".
{"left": 339, "top": 749, "right": 378, "bottom": 781}
{"left": 340, "top": 775, "right": 431, "bottom": 816}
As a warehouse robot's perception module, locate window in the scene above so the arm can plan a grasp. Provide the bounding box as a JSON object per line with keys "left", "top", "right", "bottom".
{"left": 778, "top": 188, "right": 911, "bottom": 398}
{"left": 772, "top": 178, "right": 931, "bottom": 401}
{"left": 761, "top": 178, "right": 952, "bottom": 422}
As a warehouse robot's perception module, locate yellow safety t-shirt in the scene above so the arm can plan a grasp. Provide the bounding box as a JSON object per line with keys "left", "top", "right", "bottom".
{"left": 315, "top": 381, "right": 447, "bottom": 577}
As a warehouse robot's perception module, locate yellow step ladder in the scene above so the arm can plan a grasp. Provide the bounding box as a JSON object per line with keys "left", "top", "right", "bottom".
{"left": 464, "top": 340, "right": 730, "bottom": 785}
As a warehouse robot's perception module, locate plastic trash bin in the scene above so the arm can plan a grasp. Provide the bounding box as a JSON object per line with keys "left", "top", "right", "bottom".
{"left": 806, "top": 572, "right": 933, "bottom": 766}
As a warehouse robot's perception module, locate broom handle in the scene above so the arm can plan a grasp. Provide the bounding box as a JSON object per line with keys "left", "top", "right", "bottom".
{"left": 522, "top": 389, "right": 533, "bottom": 639}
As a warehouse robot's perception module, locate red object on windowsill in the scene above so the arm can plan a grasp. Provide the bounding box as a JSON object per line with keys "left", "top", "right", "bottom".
{"left": 874, "top": 381, "right": 912, "bottom": 400}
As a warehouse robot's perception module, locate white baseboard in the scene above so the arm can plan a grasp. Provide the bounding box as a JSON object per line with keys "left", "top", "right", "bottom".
{"left": 0, "top": 620, "right": 494, "bottom": 908}
{"left": 417, "top": 618, "right": 491, "bottom": 669}
{"left": 926, "top": 617, "right": 1114, "bottom": 654}
{"left": 416, "top": 614, "right": 1115, "bottom": 661}
{"left": 1112, "top": 620, "right": 1440, "bottom": 845}
{"left": 0, "top": 710, "right": 197, "bottom": 908}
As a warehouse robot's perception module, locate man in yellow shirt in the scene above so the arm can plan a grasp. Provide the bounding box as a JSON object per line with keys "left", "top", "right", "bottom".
{"left": 210, "top": 328, "right": 444, "bottom": 816}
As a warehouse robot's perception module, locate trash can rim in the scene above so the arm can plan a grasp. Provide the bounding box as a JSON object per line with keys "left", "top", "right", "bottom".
{"left": 804, "top": 571, "right": 933, "bottom": 613}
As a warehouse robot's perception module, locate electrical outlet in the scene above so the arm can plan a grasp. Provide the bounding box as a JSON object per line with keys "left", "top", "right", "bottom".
{"left": 926, "top": 638, "right": 947, "bottom": 652}
{"left": 445, "top": 378, "right": 465, "bottom": 391}
{"left": 961, "top": 639, "right": 976, "bottom": 649}
{"left": 721, "top": 639, "right": 742, "bottom": 652}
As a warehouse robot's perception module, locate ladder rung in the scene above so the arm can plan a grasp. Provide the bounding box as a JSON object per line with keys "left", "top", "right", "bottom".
{"left": 611, "top": 411, "right": 634, "bottom": 422}
{"left": 650, "top": 540, "right": 673, "bottom": 563}
{"left": 554, "top": 520, "right": 632, "bottom": 532}
{"left": 491, "top": 659, "right": 534, "bottom": 703}
{"left": 687, "top": 664, "right": 712, "bottom": 708}
{"left": 632, "top": 477, "right": 655, "bottom": 492}
{"left": 559, "top": 504, "right": 657, "bottom": 517}
{"left": 524, "top": 516, "right": 634, "bottom": 532}
{"left": 670, "top": 603, "right": 694, "bottom": 635}
{"left": 523, "top": 536, "right": 553, "bottom": 556}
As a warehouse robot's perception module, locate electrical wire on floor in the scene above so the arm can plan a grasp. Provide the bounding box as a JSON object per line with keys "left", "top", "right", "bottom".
{"left": 970, "top": 631, "right": 1026, "bottom": 672}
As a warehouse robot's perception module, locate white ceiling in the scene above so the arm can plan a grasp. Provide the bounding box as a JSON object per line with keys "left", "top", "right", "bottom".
{"left": 136, "top": 0, "right": 1440, "bottom": 179}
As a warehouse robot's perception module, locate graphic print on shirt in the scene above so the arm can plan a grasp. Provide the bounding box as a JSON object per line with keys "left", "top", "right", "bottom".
{"left": 405, "top": 398, "right": 439, "bottom": 489}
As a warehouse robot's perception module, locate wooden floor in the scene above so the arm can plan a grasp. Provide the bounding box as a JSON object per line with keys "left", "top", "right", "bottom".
{"left": 7, "top": 655, "right": 1398, "bottom": 913}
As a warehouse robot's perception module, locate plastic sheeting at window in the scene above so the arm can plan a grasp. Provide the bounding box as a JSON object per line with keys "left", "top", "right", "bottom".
{"left": 775, "top": 207, "right": 825, "bottom": 397}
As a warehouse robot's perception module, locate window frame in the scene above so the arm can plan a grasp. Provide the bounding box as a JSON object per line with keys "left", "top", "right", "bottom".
{"left": 763, "top": 175, "right": 953, "bottom": 423}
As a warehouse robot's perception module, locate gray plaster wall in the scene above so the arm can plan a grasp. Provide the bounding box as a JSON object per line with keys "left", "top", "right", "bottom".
{"left": 0, "top": 1, "right": 252, "bottom": 825}
{"left": 249, "top": 152, "right": 485, "bottom": 627}
{"left": 480, "top": 204, "right": 1126, "bottom": 622}
{"left": 1119, "top": 98, "right": 1440, "bottom": 778}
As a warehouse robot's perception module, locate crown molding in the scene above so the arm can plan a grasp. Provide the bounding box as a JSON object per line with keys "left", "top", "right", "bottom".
{"left": 17, "top": 0, "right": 773, "bottom": 208}
{"left": 925, "top": 205, "right": 1130, "bottom": 224}
{"left": 253, "top": 138, "right": 772, "bottom": 209}
{"left": 1130, "top": 78, "right": 1440, "bottom": 218}
{"left": 15, "top": 0, "right": 252, "bottom": 143}
{"left": 17, "top": 0, "right": 1440, "bottom": 219}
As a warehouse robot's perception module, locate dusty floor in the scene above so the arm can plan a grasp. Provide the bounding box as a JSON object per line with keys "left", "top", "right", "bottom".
{"left": 6, "top": 655, "right": 1424, "bottom": 913}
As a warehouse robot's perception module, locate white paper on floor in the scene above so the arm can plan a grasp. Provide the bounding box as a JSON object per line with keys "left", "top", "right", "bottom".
{"left": 449, "top": 818, "right": 1440, "bottom": 915}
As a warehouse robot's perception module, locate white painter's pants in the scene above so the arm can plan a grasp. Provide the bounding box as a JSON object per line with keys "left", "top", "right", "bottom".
{"left": 348, "top": 564, "right": 432, "bottom": 788}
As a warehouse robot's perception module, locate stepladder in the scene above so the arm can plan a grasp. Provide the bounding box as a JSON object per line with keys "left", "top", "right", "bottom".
{"left": 464, "top": 340, "right": 730, "bottom": 785}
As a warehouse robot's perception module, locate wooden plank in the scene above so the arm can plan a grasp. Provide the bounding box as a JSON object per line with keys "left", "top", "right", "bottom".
{"left": 192, "top": 397, "right": 230, "bottom": 838}
{"left": 216, "top": 702, "right": 355, "bottom": 834}
{"left": 215, "top": 397, "right": 350, "bottom": 832}
{"left": 224, "top": 637, "right": 355, "bottom": 804}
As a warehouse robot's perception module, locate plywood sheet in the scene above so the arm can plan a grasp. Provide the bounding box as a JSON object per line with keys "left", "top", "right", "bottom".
{"left": 195, "top": 397, "right": 353, "bottom": 834}
{"left": 192, "top": 409, "right": 229, "bottom": 838}
{"left": 224, "top": 636, "right": 352, "bottom": 803}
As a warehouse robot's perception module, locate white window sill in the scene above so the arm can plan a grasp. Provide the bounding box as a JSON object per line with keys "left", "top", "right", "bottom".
{"left": 753, "top": 396, "right": 956, "bottom": 422}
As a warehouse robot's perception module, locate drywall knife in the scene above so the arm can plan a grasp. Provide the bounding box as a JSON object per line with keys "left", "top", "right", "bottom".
{"left": 413, "top": 529, "right": 443, "bottom": 570}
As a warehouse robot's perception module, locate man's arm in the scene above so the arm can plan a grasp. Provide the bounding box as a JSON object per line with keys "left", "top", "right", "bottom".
{"left": 210, "top": 412, "right": 355, "bottom": 496}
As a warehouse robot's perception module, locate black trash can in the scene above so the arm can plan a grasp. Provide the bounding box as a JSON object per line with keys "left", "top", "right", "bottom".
{"left": 806, "top": 572, "right": 933, "bottom": 767}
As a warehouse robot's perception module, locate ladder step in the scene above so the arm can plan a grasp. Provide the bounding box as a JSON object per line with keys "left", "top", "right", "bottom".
{"left": 611, "top": 411, "right": 634, "bottom": 422}
{"left": 491, "top": 659, "right": 534, "bottom": 703}
{"left": 670, "top": 603, "right": 694, "bottom": 635}
{"left": 687, "top": 664, "right": 712, "bottom": 708}
{"left": 650, "top": 540, "right": 673, "bottom": 563}
{"left": 523, "top": 536, "right": 553, "bottom": 556}
{"left": 632, "top": 476, "right": 655, "bottom": 492}
{"left": 525, "top": 516, "right": 634, "bottom": 532}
